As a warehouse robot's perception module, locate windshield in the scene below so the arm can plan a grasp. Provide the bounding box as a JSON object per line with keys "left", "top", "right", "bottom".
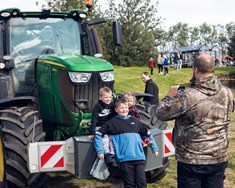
{"left": 10, "top": 17, "right": 82, "bottom": 58}
{"left": 9, "top": 17, "right": 82, "bottom": 95}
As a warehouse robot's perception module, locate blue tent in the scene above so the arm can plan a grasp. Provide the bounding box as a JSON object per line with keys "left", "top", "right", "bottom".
{"left": 171, "top": 45, "right": 206, "bottom": 53}
{"left": 170, "top": 44, "right": 221, "bottom": 67}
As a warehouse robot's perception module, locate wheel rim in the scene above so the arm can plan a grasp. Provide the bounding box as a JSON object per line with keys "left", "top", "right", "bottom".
{"left": 0, "top": 137, "right": 4, "bottom": 182}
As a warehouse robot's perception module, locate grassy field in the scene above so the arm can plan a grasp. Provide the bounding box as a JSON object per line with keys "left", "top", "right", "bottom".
{"left": 45, "top": 66, "right": 235, "bottom": 188}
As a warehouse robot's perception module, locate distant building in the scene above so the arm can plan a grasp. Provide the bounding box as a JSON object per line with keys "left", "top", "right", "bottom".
{"left": 170, "top": 44, "right": 222, "bottom": 67}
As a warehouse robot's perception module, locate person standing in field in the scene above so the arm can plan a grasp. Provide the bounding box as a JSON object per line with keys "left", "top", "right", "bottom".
{"left": 156, "top": 53, "right": 234, "bottom": 188}
{"left": 148, "top": 57, "right": 156, "bottom": 75}
{"left": 173, "top": 52, "right": 180, "bottom": 70}
{"left": 157, "top": 53, "right": 164, "bottom": 75}
{"left": 179, "top": 52, "right": 183, "bottom": 69}
{"left": 141, "top": 72, "right": 159, "bottom": 105}
{"left": 163, "top": 53, "right": 169, "bottom": 76}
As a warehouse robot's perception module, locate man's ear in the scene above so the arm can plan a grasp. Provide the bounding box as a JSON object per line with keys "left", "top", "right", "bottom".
{"left": 194, "top": 67, "right": 199, "bottom": 74}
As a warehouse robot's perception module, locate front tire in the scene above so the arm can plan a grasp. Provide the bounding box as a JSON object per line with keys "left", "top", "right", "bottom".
{"left": 0, "top": 106, "right": 46, "bottom": 188}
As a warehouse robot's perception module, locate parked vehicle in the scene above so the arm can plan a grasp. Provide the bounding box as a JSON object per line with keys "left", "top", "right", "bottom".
{"left": 0, "top": 2, "right": 173, "bottom": 187}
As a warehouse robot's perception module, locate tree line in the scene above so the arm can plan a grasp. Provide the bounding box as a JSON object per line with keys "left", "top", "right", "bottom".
{"left": 45, "top": 0, "right": 235, "bottom": 66}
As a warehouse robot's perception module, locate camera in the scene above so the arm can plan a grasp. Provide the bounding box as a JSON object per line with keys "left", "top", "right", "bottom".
{"left": 178, "top": 85, "right": 186, "bottom": 90}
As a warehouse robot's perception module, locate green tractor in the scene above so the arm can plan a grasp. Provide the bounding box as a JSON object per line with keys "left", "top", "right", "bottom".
{"left": 0, "top": 3, "right": 170, "bottom": 188}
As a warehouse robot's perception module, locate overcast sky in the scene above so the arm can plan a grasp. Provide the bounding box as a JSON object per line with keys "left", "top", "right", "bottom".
{"left": 0, "top": 0, "right": 234, "bottom": 29}
{"left": 158, "top": 0, "right": 234, "bottom": 29}
{"left": 0, "top": 0, "right": 44, "bottom": 11}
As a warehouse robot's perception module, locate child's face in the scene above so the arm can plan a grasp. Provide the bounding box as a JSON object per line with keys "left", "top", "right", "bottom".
{"left": 125, "top": 97, "right": 134, "bottom": 107}
{"left": 100, "top": 92, "right": 112, "bottom": 105}
{"left": 115, "top": 102, "right": 129, "bottom": 118}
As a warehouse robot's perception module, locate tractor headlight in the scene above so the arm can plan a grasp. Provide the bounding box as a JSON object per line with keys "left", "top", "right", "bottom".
{"left": 68, "top": 72, "right": 92, "bottom": 83}
{"left": 0, "top": 12, "right": 11, "bottom": 17}
{"left": 0, "top": 63, "right": 5, "bottom": 69}
{"left": 100, "top": 71, "right": 114, "bottom": 82}
{"left": 0, "top": 9, "right": 20, "bottom": 18}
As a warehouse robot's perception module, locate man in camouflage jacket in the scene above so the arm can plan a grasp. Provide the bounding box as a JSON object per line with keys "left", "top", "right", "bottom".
{"left": 156, "top": 53, "right": 234, "bottom": 188}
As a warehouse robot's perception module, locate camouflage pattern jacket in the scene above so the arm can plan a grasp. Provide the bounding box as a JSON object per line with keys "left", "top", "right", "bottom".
{"left": 156, "top": 76, "right": 234, "bottom": 164}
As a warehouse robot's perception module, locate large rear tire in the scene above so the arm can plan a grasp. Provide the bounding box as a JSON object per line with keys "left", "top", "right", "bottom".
{"left": 136, "top": 103, "right": 167, "bottom": 130}
{"left": 0, "top": 106, "right": 46, "bottom": 188}
{"left": 135, "top": 102, "right": 169, "bottom": 183}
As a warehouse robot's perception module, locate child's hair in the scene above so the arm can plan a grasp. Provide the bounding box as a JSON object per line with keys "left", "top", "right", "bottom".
{"left": 115, "top": 97, "right": 128, "bottom": 108}
{"left": 123, "top": 92, "right": 136, "bottom": 104}
{"left": 99, "top": 86, "right": 112, "bottom": 97}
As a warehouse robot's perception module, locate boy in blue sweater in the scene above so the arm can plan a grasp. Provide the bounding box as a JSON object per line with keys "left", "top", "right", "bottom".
{"left": 94, "top": 98, "right": 158, "bottom": 188}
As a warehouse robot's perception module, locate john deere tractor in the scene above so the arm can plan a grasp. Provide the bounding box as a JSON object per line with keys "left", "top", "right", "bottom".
{"left": 0, "top": 3, "right": 169, "bottom": 188}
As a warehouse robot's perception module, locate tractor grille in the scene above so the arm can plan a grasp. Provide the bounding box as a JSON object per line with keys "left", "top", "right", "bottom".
{"left": 74, "top": 72, "right": 114, "bottom": 113}
{"left": 59, "top": 70, "right": 114, "bottom": 115}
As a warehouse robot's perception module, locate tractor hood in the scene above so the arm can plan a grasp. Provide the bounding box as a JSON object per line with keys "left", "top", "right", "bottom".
{"left": 37, "top": 54, "right": 113, "bottom": 72}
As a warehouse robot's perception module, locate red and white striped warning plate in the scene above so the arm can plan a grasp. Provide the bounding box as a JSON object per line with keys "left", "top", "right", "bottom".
{"left": 163, "top": 129, "right": 175, "bottom": 157}
{"left": 39, "top": 143, "right": 65, "bottom": 170}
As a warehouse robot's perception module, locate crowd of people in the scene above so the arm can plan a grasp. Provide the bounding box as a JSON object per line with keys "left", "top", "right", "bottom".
{"left": 89, "top": 53, "right": 234, "bottom": 188}
{"left": 148, "top": 51, "right": 184, "bottom": 77}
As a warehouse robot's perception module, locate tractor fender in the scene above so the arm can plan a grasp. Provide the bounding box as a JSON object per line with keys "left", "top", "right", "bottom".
{"left": 0, "top": 96, "right": 38, "bottom": 109}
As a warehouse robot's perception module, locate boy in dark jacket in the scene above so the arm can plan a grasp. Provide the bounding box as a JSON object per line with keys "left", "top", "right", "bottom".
{"left": 94, "top": 98, "right": 158, "bottom": 188}
{"left": 89, "top": 87, "right": 117, "bottom": 166}
{"left": 90, "top": 86, "right": 116, "bottom": 135}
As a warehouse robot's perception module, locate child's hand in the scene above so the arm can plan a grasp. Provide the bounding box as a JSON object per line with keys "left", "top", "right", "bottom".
{"left": 153, "top": 151, "right": 159, "bottom": 157}
{"left": 88, "top": 135, "right": 94, "bottom": 140}
{"left": 97, "top": 153, "right": 104, "bottom": 160}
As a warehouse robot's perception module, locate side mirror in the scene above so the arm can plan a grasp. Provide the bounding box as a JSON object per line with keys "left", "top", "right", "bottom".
{"left": 87, "top": 28, "right": 103, "bottom": 56}
{"left": 112, "top": 21, "right": 122, "bottom": 47}
{"left": 87, "top": 18, "right": 106, "bottom": 26}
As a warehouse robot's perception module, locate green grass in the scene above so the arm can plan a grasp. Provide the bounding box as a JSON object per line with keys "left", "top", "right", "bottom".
{"left": 114, "top": 66, "right": 235, "bottom": 100}
{"left": 45, "top": 66, "right": 235, "bottom": 188}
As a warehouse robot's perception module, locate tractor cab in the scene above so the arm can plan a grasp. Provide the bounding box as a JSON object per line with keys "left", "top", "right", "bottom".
{"left": 0, "top": 8, "right": 122, "bottom": 138}
{"left": 9, "top": 11, "right": 84, "bottom": 95}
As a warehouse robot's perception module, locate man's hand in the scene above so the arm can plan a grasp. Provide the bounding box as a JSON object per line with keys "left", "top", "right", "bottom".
{"left": 166, "top": 85, "right": 179, "bottom": 97}
{"left": 97, "top": 153, "right": 104, "bottom": 160}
